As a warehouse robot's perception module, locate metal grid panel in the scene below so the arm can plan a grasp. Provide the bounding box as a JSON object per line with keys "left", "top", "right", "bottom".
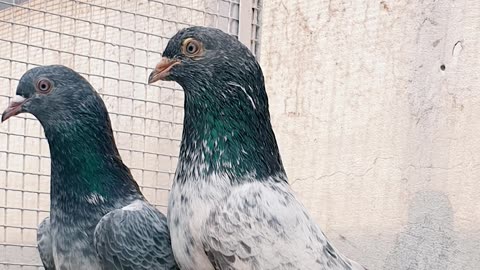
{"left": 237, "top": 0, "right": 260, "bottom": 57}
{"left": 0, "top": 0, "right": 251, "bottom": 268}
{"left": 251, "top": 0, "right": 261, "bottom": 57}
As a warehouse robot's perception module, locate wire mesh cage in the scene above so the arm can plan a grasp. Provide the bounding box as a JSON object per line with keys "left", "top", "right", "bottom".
{"left": 0, "top": 0, "right": 261, "bottom": 268}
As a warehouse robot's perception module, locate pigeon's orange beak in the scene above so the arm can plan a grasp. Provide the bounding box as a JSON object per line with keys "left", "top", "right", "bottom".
{"left": 2, "top": 95, "right": 27, "bottom": 122}
{"left": 148, "top": 58, "right": 180, "bottom": 84}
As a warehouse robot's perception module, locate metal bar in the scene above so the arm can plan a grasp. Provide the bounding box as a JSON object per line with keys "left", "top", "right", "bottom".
{"left": 0, "top": 146, "right": 176, "bottom": 159}
{"left": 0, "top": 56, "right": 181, "bottom": 88}
{"left": 238, "top": 0, "right": 252, "bottom": 46}
{"left": 0, "top": 261, "right": 43, "bottom": 266}
{"left": 0, "top": 206, "right": 48, "bottom": 212}
{"left": 0, "top": 187, "right": 50, "bottom": 195}
{"left": 0, "top": 129, "right": 181, "bottom": 143}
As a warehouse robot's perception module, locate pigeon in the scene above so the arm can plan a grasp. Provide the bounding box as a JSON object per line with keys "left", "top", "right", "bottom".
{"left": 2, "top": 65, "right": 179, "bottom": 270}
{"left": 148, "top": 26, "right": 367, "bottom": 270}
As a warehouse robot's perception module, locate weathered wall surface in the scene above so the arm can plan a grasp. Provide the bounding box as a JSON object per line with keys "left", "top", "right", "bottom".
{"left": 260, "top": 0, "right": 480, "bottom": 269}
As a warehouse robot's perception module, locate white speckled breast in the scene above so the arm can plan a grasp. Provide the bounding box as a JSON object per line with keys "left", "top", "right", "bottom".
{"left": 168, "top": 174, "right": 230, "bottom": 270}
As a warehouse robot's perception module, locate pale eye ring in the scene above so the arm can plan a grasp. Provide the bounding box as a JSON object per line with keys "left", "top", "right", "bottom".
{"left": 182, "top": 39, "right": 202, "bottom": 56}
{"left": 36, "top": 79, "right": 52, "bottom": 93}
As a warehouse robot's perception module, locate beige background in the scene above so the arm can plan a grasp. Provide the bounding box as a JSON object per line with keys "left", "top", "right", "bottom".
{"left": 261, "top": 0, "right": 480, "bottom": 269}
{"left": 1, "top": 0, "right": 480, "bottom": 269}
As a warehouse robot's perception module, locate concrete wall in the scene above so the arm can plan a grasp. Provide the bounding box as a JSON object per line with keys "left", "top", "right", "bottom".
{"left": 260, "top": 0, "right": 480, "bottom": 269}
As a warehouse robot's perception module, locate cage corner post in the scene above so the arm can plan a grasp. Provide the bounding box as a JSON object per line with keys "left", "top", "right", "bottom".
{"left": 238, "top": 0, "right": 253, "bottom": 49}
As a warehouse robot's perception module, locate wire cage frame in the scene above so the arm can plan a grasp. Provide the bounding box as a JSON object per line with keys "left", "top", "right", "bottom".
{"left": 0, "top": 0, "right": 261, "bottom": 269}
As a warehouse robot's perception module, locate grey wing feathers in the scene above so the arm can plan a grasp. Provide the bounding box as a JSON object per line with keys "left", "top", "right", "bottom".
{"left": 202, "top": 182, "right": 365, "bottom": 270}
{"left": 94, "top": 200, "right": 179, "bottom": 270}
{"left": 37, "top": 217, "right": 55, "bottom": 270}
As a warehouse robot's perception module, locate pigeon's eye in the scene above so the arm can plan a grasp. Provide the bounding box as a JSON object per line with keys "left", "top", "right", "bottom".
{"left": 186, "top": 42, "right": 198, "bottom": 54}
{"left": 182, "top": 38, "right": 203, "bottom": 57}
{"left": 36, "top": 79, "right": 52, "bottom": 93}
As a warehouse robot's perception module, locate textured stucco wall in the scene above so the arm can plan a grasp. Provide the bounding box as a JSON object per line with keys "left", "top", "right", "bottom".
{"left": 260, "top": 0, "right": 480, "bottom": 269}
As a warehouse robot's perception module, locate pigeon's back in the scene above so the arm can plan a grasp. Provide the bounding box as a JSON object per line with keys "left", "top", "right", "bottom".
{"left": 94, "top": 200, "right": 179, "bottom": 270}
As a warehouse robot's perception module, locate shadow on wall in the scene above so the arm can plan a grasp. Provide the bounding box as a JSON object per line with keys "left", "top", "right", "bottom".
{"left": 384, "top": 190, "right": 456, "bottom": 270}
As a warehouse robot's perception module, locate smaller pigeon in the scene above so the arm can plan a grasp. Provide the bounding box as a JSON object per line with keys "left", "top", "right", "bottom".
{"left": 2, "top": 65, "right": 178, "bottom": 270}
{"left": 149, "top": 26, "right": 367, "bottom": 270}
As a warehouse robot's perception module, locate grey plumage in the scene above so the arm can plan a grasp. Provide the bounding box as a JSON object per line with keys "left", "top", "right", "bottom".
{"left": 94, "top": 200, "right": 177, "bottom": 270}
{"left": 37, "top": 217, "right": 54, "bottom": 270}
{"left": 2, "top": 65, "right": 178, "bottom": 270}
{"left": 149, "top": 26, "right": 367, "bottom": 270}
{"left": 201, "top": 181, "right": 364, "bottom": 269}
{"left": 36, "top": 200, "right": 178, "bottom": 270}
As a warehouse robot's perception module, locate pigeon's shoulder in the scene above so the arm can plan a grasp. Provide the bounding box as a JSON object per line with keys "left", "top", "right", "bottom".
{"left": 202, "top": 179, "right": 365, "bottom": 270}
{"left": 37, "top": 217, "right": 55, "bottom": 270}
{"left": 94, "top": 199, "right": 178, "bottom": 270}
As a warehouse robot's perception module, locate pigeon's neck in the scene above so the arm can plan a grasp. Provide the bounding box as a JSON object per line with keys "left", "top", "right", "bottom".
{"left": 43, "top": 117, "right": 141, "bottom": 202}
{"left": 177, "top": 81, "right": 286, "bottom": 184}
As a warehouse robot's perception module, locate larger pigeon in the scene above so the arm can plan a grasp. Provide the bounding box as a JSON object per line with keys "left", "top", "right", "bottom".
{"left": 148, "top": 27, "right": 367, "bottom": 270}
{"left": 2, "top": 65, "right": 179, "bottom": 270}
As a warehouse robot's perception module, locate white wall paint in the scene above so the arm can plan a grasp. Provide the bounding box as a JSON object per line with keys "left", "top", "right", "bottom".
{"left": 260, "top": 0, "right": 480, "bottom": 269}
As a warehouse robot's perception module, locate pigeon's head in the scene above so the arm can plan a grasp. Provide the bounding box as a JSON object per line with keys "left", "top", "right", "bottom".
{"left": 2, "top": 65, "right": 101, "bottom": 124}
{"left": 150, "top": 27, "right": 284, "bottom": 179}
{"left": 148, "top": 26, "right": 263, "bottom": 97}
